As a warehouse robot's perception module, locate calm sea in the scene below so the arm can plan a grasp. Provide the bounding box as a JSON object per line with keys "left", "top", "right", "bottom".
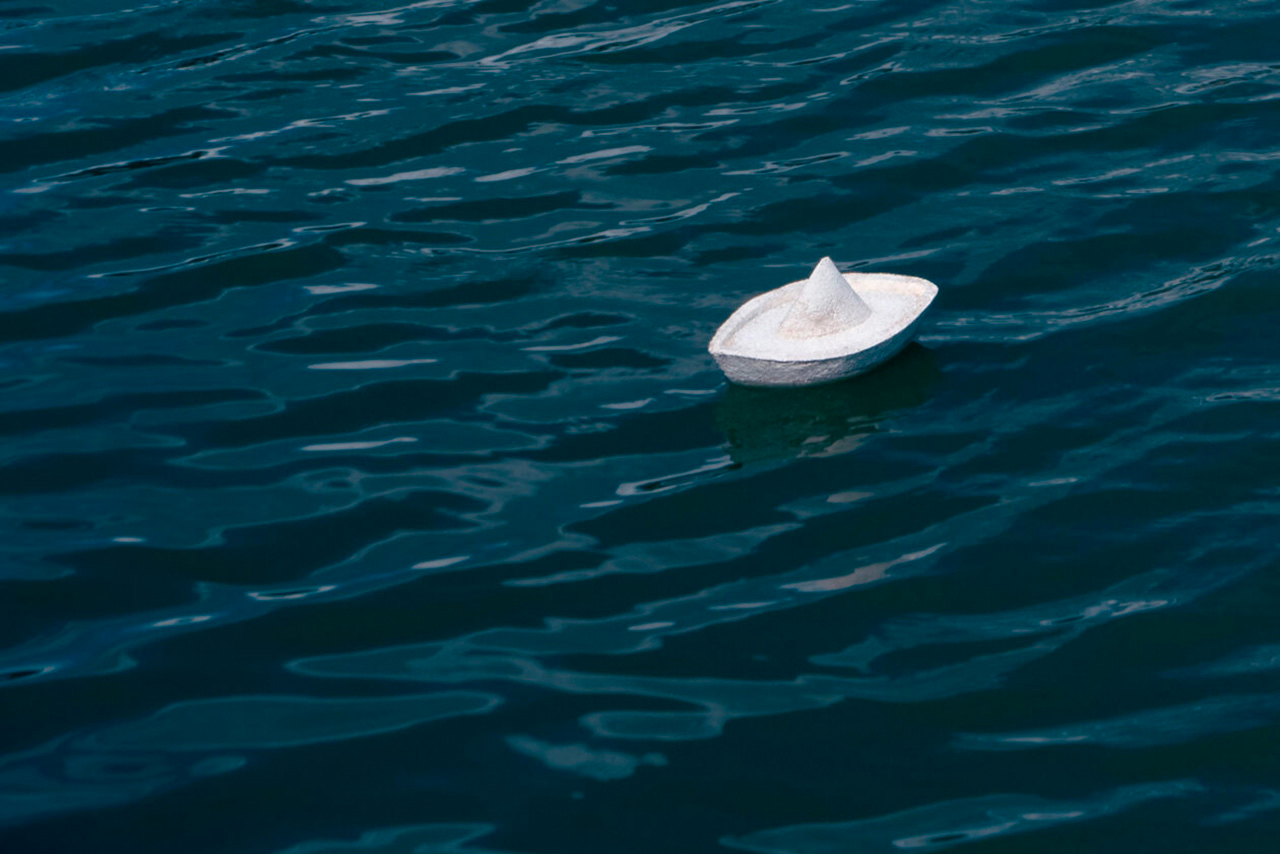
{"left": 4, "top": 0, "right": 1280, "bottom": 851}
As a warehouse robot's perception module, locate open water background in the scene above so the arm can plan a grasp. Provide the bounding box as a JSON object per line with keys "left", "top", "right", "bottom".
{"left": 4, "top": 0, "right": 1280, "bottom": 851}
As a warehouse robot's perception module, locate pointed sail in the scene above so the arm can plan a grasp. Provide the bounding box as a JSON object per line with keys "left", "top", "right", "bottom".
{"left": 777, "top": 257, "right": 871, "bottom": 339}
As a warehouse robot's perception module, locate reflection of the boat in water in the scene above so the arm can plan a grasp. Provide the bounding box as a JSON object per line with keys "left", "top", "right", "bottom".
{"left": 714, "top": 344, "right": 939, "bottom": 465}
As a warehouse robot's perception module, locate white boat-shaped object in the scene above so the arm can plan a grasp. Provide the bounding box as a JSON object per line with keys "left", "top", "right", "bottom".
{"left": 708, "top": 257, "right": 937, "bottom": 388}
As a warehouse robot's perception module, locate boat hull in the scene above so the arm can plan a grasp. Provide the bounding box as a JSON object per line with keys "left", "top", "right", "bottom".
{"left": 711, "top": 314, "right": 925, "bottom": 388}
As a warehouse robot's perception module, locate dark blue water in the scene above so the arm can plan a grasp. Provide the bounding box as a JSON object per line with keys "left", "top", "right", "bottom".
{"left": 4, "top": 0, "right": 1280, "bottom": 850}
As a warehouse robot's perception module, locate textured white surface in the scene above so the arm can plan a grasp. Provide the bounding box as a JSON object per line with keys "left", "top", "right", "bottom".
{"left": 708, "top": 260, "right": 938, "bottom": 387}
{"left": 777, "top": 256, "right": 871, "bottom": 338}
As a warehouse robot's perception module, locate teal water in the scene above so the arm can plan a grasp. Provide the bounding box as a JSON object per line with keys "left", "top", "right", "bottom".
{"left": 4, "top": 0, "right": 1280, "bottom": 851}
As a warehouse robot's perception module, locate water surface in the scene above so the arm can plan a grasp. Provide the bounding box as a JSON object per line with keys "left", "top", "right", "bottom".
{"left": 4, "top": 0, "right": 1280, "bottom": 851}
